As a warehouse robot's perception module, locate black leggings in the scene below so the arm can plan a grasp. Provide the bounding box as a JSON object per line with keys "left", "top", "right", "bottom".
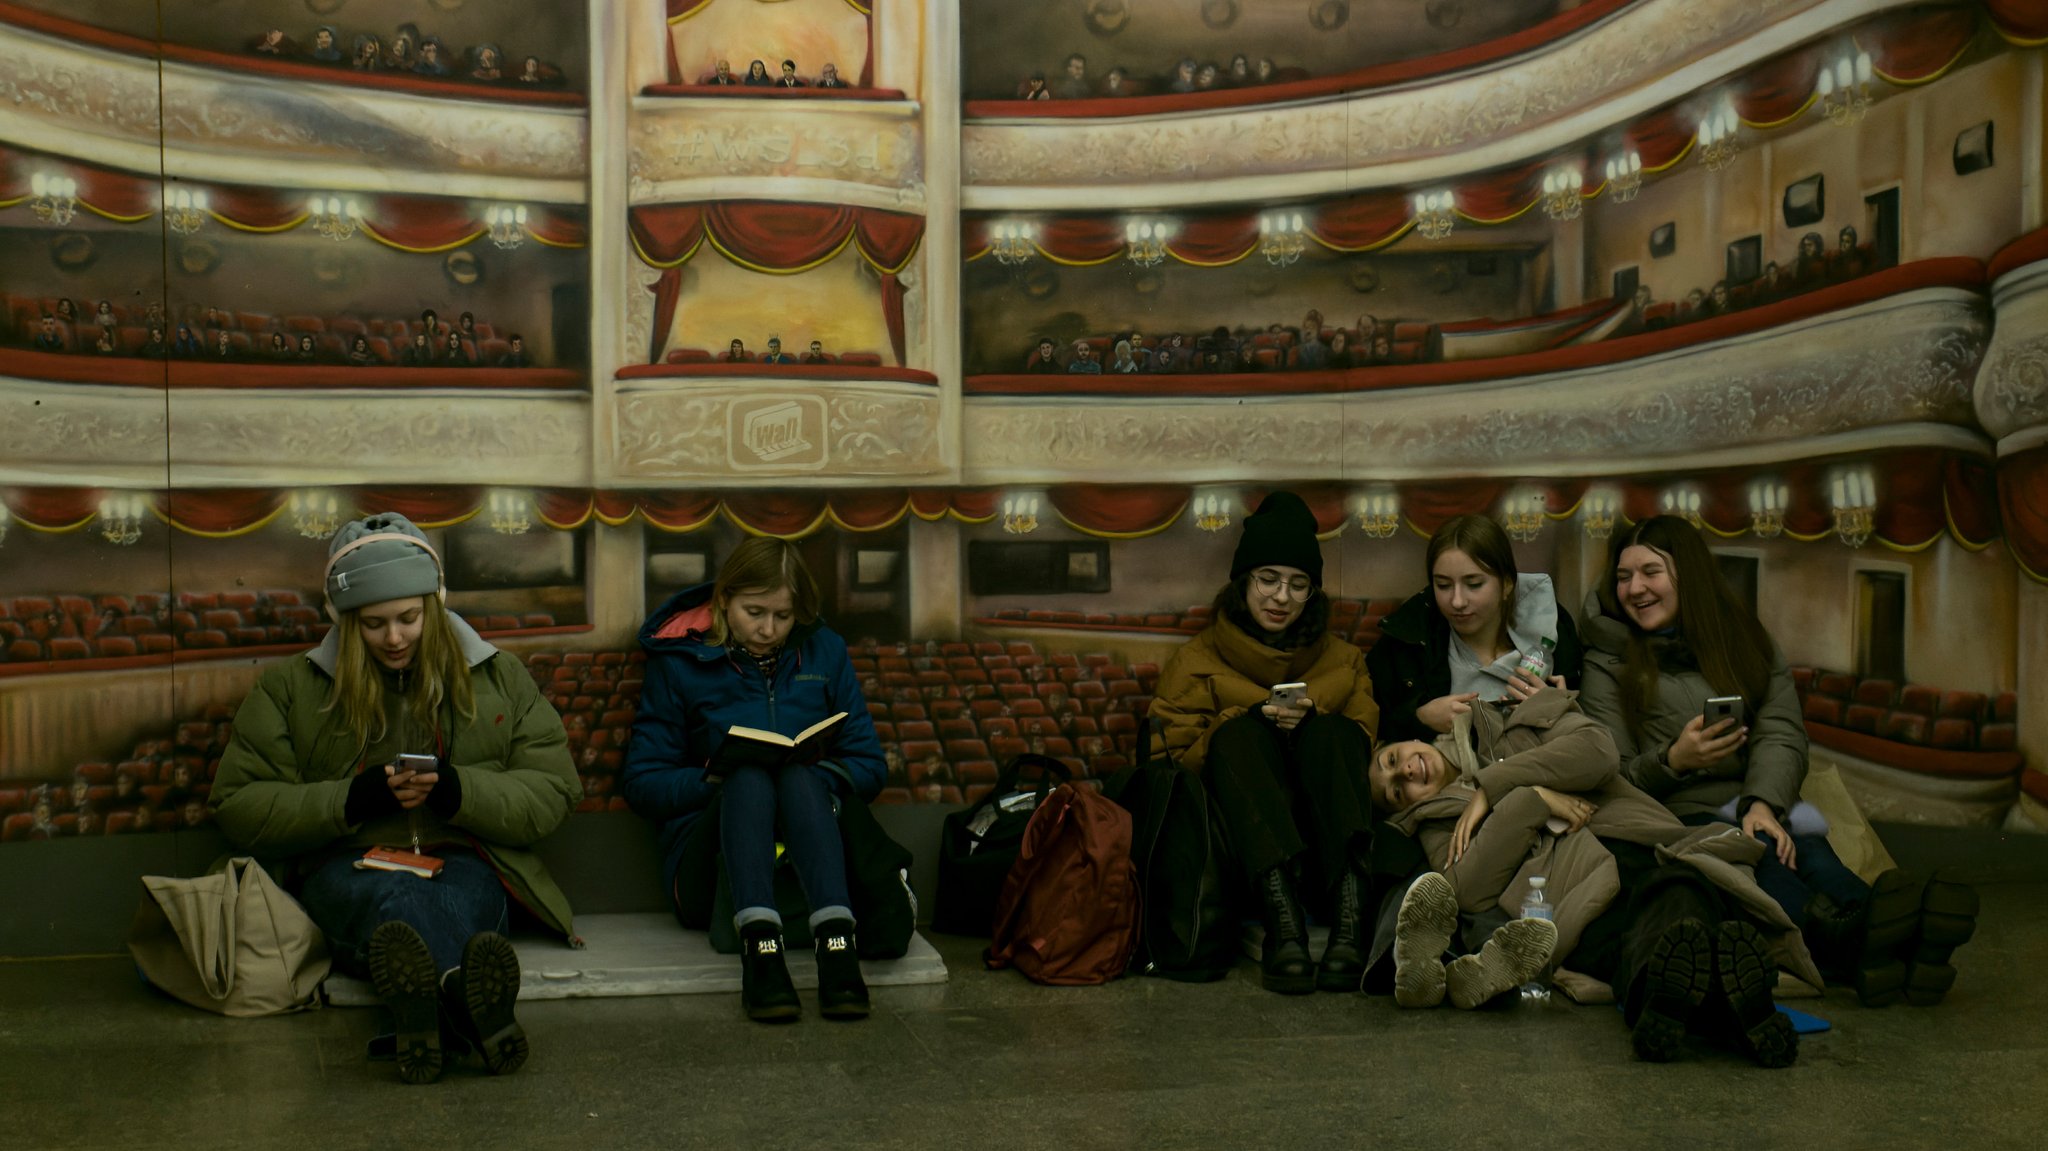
{"left": 1203, "top": 712, "right": 1375, "bottom": 895}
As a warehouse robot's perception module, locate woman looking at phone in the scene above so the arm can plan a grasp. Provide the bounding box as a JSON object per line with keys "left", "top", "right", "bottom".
{"left": 1579, "top": 516, "right": 1976, "bottom": 1006}
{"left": 1368, "top": 514, "right": 1584, "bottom": 746}
{"left": 1151, "top": 492, "right": 1381, "bottom": 994}
{"left": 622, "top": 538, "right": 888, "bottom": 1023}
{"left": 210, "top": 514, "right": 580, "bottom": 1084}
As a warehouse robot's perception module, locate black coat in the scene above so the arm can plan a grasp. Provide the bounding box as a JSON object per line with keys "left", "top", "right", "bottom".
{"left": 1365, "top": 589, "right": 1585, "bottom": 746}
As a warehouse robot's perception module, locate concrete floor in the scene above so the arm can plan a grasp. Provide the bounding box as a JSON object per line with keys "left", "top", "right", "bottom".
{"left": 4, "top": 882, "right": 2044, "bottom": 1151}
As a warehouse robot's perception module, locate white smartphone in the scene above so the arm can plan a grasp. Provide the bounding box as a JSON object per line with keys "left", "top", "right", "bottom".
{"left": 1702, "top": 696, "right": 1745, "bottom": 730}
{"left": 1267, "top": 682, "right": 1310, "bottom": 710}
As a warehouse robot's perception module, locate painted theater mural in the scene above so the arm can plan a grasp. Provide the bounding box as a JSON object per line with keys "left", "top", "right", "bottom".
{"left": 1, "top": 1, "right": 2044, "bottom": 868}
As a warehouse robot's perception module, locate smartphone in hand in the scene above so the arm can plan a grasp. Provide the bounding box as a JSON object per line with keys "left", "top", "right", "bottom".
{"left": 1267, "top": 682, "right": 1310, "bottom": 710}
{"left": 1702, "top": 695, "right": 1745, "bottom": 730}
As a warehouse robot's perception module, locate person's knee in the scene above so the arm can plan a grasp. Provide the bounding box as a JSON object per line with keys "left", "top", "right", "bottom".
{"left": 1209, "top": 712, "right": 1281, "bottom": 762}
{"left": 1295, "top": 711, "right": 1363, "bottom": 749}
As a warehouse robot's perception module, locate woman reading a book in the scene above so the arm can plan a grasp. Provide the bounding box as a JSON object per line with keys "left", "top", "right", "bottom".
{"left": 209, "top": 514, "right": 580, "bottom": 1085}
{"left": 622, "top": 538, "right": 888, "bottom": 1022}
{"left": 1149, "top": 492, "right": 1382, "bottom": 995}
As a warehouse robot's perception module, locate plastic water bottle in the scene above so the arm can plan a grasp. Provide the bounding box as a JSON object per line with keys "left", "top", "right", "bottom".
{"left": 1516, "top": 637, "right": 1556, "bottom": 682}
{"left": 1518, "top": 876, "right": 1553, "bottom": 1004}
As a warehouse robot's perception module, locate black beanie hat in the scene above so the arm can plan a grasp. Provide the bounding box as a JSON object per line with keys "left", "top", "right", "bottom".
{"left": 1230, "top": 491, "right": 1324, "bottom": 585}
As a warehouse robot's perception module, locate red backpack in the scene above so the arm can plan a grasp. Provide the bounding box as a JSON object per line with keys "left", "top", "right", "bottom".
{"left": 984, "top": 782, "right": 1140, "bottom": 985}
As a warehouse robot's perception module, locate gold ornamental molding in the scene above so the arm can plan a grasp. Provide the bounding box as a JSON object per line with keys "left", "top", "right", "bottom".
{"left": 961, "top": 0, "right": 1934, "bottom": 209}
{"left": 603, "top": 377, "right": 944, "bottom": 485}
{"left": 629, "top": 98, "right": 926, "bottom": 213}
{"left": 960, "top": 287, "right": 1991, "bottom": 483}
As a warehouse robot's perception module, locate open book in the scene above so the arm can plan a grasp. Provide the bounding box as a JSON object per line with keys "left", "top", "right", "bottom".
{"left": 353, "top": 845, "right": 444, "bottom": 879}
{"left": 707, "top": 712, "right": 847, "bottom": 781}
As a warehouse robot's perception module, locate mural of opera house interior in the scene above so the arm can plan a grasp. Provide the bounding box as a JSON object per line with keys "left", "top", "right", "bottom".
{"left": 0, "top": 0, "right": 2044, "bottom": 941}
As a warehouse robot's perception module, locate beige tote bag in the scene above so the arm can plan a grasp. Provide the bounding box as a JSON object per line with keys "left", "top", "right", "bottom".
{"left": 128, "top": 857, "right": 331, "bottom": 1017}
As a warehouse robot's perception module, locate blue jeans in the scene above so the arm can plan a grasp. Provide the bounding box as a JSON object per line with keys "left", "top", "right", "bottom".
{"left": 299, "top": 848, "right": 509, "bottom": 976}
{"left": 1680, "top": 812, "right": 1869, "bottom": 928}
{"left": 720, "top": 763, "right": 851, "bottom": 931}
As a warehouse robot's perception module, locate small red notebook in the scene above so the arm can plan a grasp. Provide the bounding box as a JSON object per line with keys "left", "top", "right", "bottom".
{"left": 353, "top": 845, "right": 444, "bottom": 879}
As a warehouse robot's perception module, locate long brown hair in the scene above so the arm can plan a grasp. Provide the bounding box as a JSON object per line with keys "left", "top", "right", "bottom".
{"left": 327, "top": 595, "right": 475, "bottom": 750}
{"left": 1425, "top": 514, "right": 1519, "bottom": 637}
{"left": 1597, "top": 515, "right": 1774, "bottom": 741}
{"left": 705, "top": 537, "right": 821, "bottom": 647}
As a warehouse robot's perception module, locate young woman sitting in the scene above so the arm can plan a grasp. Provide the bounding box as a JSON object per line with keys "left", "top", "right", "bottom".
{"left": 209, "top": 514, "right": 579, "bottom": 1084}
{"left": 1368, "top": 513, "right": 1584, "bottom": 747}
{"left": 1579, "top": 516, "right": 1977, "bottom": 1007}
{"left": 1371, "top": 686, "right": 1816, "bottom": 1066}
{"left": 1150, "top": 492, "right": 1381, "bottom": 994}
{"left": 622, "top": 538, "right": 887, "bottom": 1022}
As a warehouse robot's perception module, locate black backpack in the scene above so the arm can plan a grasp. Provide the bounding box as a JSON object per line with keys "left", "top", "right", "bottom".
{"left": 933, "top": 755, "right": 1071, "bottom": 937}
{"left": 1105, "top": 721, "right": 1238, "bottom": 982}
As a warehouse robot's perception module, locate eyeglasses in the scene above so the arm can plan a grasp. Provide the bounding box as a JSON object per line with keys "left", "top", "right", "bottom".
{"left": 1251, "top": 570, "right": 1313, "bottom": 600}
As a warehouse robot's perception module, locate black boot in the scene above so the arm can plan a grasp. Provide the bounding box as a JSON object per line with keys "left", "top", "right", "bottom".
{"left": 1619, "top": 877, "right": 1717, "bottom": 1063}
{"left": 443, "top": 931, "right": 528, "bottom": 1075}
{"left": 739, "top": 921, "right": 801, "bottom": 1023}
{"left": 812, "top": 918, "right": 871, "bottom": 1021}
{"left": 1904, "top": 871, "right": 1978, "bottom": 1006}
{"left": 1316, "top": 867, "right": 1367, "bottom": 992}
{"left": 367, "top": 921, "right": 444, "bottom": 1085}
{"left": 1705, "top": 920, "right": 1797, "bottom": 1068}
{"left": 1257, "top": 866, "right": 1316, "bottom": 995}
{"left": 1851, "top": 868, "right": 1927, "bottom": 1006}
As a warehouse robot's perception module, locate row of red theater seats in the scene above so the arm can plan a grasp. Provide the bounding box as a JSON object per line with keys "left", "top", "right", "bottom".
{"left": 1792, "top": 667, "right": 2020, "bottom": 753}
{"left": 1051, "top": 325, "right": 1440, "bottom": 371}
{"left": 0, "top": 783, "right": 208, "bottom": 816}
{"left": 0, "top": 810, "right": 190, "bottom": 840}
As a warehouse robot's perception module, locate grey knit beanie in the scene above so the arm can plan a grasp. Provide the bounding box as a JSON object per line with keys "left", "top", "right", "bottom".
{"left": 323, "top": 513, "right": 443, "bottom": 615}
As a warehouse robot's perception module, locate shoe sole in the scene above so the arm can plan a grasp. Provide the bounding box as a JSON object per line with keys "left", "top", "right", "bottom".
{"left": 1856, "top": 869, "right": 1928, "bottom": 1007}
{"left": 1393, "top": 872, "right": 1457, "bottom": 1008}
{"left": 1446, "top": 918, "right": 1557, "bottom": 1010}
{"left": 1718, "top": 920, "right": 1798, "bottom": 1069}
{"left": 1261, "top": 963, "right": 1318, "bottom": 995}
{"left": 367, "top": 922, "right": 443, "bottom": 1085}
{"left": 461, "top": 932, "right": 528, "bottom": 1075}
{"left": 820, "top": 998, "right": 872, "bottom": 1021}
{"left": 1632, "top": 919, "right": 1712, "bottom": 1063}
{"left": 1905, "top": 876, "right": 1978, "bottom": 1006}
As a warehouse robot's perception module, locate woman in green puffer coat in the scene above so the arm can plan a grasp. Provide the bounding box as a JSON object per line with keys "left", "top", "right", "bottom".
{"left": 209, "top": 513, "right": 578, "bottom": 1086}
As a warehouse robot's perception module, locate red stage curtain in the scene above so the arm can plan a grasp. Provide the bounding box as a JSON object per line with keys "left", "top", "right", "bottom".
{"left": 1945, "top": 456, "right": 1999, "bottom": 546}
{"left": 1864, "top": 5, "right": 1980, "bottom": 81}
{"left": 830, "top": 489, "right": 909, "bottom": 530}
{"left": 961, "top": 218, "right": 990, "bottom": 261}
{"left": 1035, "top": 217, "right": 1129, "bottom": 265}
{"left": 706, "top": 201, "right": 856, "bottom": 270}
{"left": 529, "top": 207, "right": 589, "bottom": 248}
{"left": 1872, "top": 451, "right": 1948, "bottom": 548}
{"left": 1624, "top": 106, "right": 1700, "bottom": 172}
{"left": 1049, "top": 486, "right": 1188, "bottom": 537}
{"left": 630, "top": 205, "right": 706, "bottom": 363}
{"left": 1166, "top": 214, "right": 1262, "bottom": 266}
{"left": 535, "top": 490, "right": 595, "bottom": 530}
{"left": 1735, "top": 45, "right": 1824, "bottom": 126}
{"left": 154, "top": 489, "right": 286, "bottom": 536}
{"left": 1455, "top": 160, "right": 1546, "bottom": 224}
{"left": 1403, "top": 482, "right": 1506, "bottom": 535}
{"left": 878, "top": 275, "right": 907, "bottom": 366}
{"left": 595, "top": 492, "right": 639, "bottom": 525}
{"left": 639, "top": 492, "right": 720, "bottom": 532}
{"left": 1998, "top": 447, "right": 2048, "bottom": 580}
{"left": 2, "top": 487, "right": 102, "bottom": 529}
{"left": 855, "top": 209, "right": 924, "bottom": 367}
{"left": 1986, "top": 0, "right": 2048, "bottom": 40}
{"left": 1312, "top": 192, "right": 1414, "bottom": 251}
{"left": 361, "top": 195, "right": 485, "bottom": 252}
{"left": 724, "top": 491, "right": 829, "bottom": 538}
{"left": 207, "top": 184, "right": 309, "bottom": 231}
{"left": 353, "top": 486, "right": 482, "bottom": 527}
{"left": 911, "top": 489, "right": 1000, "bottom": 522}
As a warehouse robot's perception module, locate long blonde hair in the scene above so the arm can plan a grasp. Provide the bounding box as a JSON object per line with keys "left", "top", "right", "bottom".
{"left": 327, "top": 595, "right": 476, "bottom": 749}
{"left": 703, "top": 537, "right": 821, "bottom": 647}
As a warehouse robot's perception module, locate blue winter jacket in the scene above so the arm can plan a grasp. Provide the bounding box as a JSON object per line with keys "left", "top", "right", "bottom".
{"left": 621, "top": 584, "right": 887, "bottom": 886}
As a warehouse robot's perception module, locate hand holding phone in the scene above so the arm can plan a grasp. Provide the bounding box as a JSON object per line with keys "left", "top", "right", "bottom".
{"left": 1264, "top": 682, "right": 1312, "bottom": 731}
{"left": 387, "top": 753, "right": 439, "bottom": 810}
{"left": 1702, "top": 695, "right": 1746, "bottom": 732}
